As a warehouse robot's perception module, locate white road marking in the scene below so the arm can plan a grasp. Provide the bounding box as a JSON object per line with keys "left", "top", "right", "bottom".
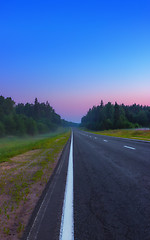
{"left": 124, "top": 145, "right": 136, "bottom": 150}
{"left": 59, "top": 133, "right": 74, "bottom": 240}
{"left": 104, "top": 140, "right": 108, "bottom": 142}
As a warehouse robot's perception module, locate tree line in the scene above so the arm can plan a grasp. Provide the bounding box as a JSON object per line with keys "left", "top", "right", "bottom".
{"left": 81, "top": 101, "right": 150, "bottom": 130}
{"left": 0, "top": 96, "right": 63, "bottom": 137}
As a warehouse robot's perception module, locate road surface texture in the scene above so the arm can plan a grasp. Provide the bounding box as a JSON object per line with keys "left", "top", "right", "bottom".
{"left": 24, "top": 129, "right": 150, "bottom": 240}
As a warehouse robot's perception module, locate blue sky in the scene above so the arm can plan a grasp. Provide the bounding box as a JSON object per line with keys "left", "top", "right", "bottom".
{"left": 0, "top": 0, "right": 150, "bottom": 122}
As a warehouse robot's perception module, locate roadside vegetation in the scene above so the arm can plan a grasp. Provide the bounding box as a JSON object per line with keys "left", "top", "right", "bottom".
{"left": 84, "top": 129, "right": 150, "bottom": 141}
{"left": 0, "top": 95, "right": 74, "bottom": 138}
{"left": 81, "top": 100, "right": 150, "bottom": 131}
{"left": 0, "top": 128, "right": 68, "bottom": 163}
{"left": 0, "top": 129, "right": 70, "bottom": 239}
{"left": 0, "top": 95, "right": 73, "bottom": 239}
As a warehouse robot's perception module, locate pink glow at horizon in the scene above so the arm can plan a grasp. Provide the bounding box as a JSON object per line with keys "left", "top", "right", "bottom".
{"left": 1, "top": 81, "right": 150, "bottom": 123}
{"left": 47, "top": 90, "right": 150, "bottom": 122}
{"left": 1, "top": 0, "right": 150, "bottom": 123}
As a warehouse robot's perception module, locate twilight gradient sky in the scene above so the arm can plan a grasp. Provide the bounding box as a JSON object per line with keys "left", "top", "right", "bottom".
{"left": 0, "top": 0, "right": 150, "bottom": 122}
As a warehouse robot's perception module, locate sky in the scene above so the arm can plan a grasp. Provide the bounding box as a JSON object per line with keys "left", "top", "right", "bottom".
{"left": 0, "top": 0, "right": 150, "bottom": 122}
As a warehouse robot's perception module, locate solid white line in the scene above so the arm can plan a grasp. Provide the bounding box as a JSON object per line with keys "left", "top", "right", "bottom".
{"left": 104, "top": 140, "right": 108, "bottom": 142}
{"left": 59, "top": 133, "right": 74, "bottom": 240}
{"left": 124, "top": 145, "right": 136, "bottom": 150}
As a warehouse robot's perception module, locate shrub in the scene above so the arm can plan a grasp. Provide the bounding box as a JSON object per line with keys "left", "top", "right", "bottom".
{"left": 37, "top": 122, "right": 48, "bottom": 134}
{"left": 0, "top": 121, "right": 5, "bottom": 137}
{"left": 26, "top": 118, "right": 38, "bottom": 136}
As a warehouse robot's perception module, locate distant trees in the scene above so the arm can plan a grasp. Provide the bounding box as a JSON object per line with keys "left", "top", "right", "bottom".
{"left": 81, "top": 101, "right": 150, "bottom": 130}
{"left": 62, "top": 119, "right": 79, "bottom": 127}
{"left": 0, "top": 96, "right": 62, "bottom": 137}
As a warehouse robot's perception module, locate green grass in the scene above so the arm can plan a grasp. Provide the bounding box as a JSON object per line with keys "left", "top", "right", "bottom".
{"left": 32, "top": 170, "right": 43, "bottom": 182}
{"left": 0, "top": 129, "right": 70, "bottom": 238}
{"left": 0, "top": 129, "right": 71, "bottom": 206}
{"left": 83, "top": 129, "right": 150, "bottom": 141}
{"left": 0, "top": 127, "right": 69, "bottom": 163}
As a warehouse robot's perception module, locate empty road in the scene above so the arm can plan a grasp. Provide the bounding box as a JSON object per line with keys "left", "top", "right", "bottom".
{"left": 24, "top": 129, "right": 150, "bottom": 240}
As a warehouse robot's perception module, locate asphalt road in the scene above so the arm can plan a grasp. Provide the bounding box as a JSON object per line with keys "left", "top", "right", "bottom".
{"left": 24, "top": 129, "right": 150, "bottom": 240}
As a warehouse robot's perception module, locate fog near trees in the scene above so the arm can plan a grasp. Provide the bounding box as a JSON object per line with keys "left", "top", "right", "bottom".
{"left": 1, "top": 96, "right": 149, "bottom": 137}
{"left": 81, "top": 101, "right": 150, "bottom": 130}
{"left": 0, "top": 96, "right": 62, "bottom": 137}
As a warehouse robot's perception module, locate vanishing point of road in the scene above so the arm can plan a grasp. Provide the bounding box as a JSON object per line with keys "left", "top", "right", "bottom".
{"left": 23, "top": 129, "right": 150, "bottom": 240}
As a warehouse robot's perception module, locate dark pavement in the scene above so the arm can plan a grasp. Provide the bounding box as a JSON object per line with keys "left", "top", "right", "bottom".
{"left": 74, "top": 129, "right": 150, "bottom": 240}
{"left": 25, "top": 129, "right": 150, "bottom": 240}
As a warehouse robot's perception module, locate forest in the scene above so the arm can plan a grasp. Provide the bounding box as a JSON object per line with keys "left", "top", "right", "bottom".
{"left": 0, "top": 96, "right": 63, "bottom": 137}
{"left": 81, "top": 101, "right": 150, "bottom": 131}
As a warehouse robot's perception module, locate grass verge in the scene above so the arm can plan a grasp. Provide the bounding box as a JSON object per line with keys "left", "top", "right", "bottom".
{"left": 0, "top": 128, "right": 70, "bottom": 239}
{"left": 0, "top": 127, "right": 68, "bottom": 163}
{"left": 83, "top": 129, "right": 150, "bottom": 141}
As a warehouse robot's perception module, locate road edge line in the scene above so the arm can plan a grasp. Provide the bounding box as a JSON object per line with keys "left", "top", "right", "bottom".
{"left": 59, "top": 132, "right": 74, "bottom": 240}
{"left": 22, "top": 136, "right": 71, "bottom": 240}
